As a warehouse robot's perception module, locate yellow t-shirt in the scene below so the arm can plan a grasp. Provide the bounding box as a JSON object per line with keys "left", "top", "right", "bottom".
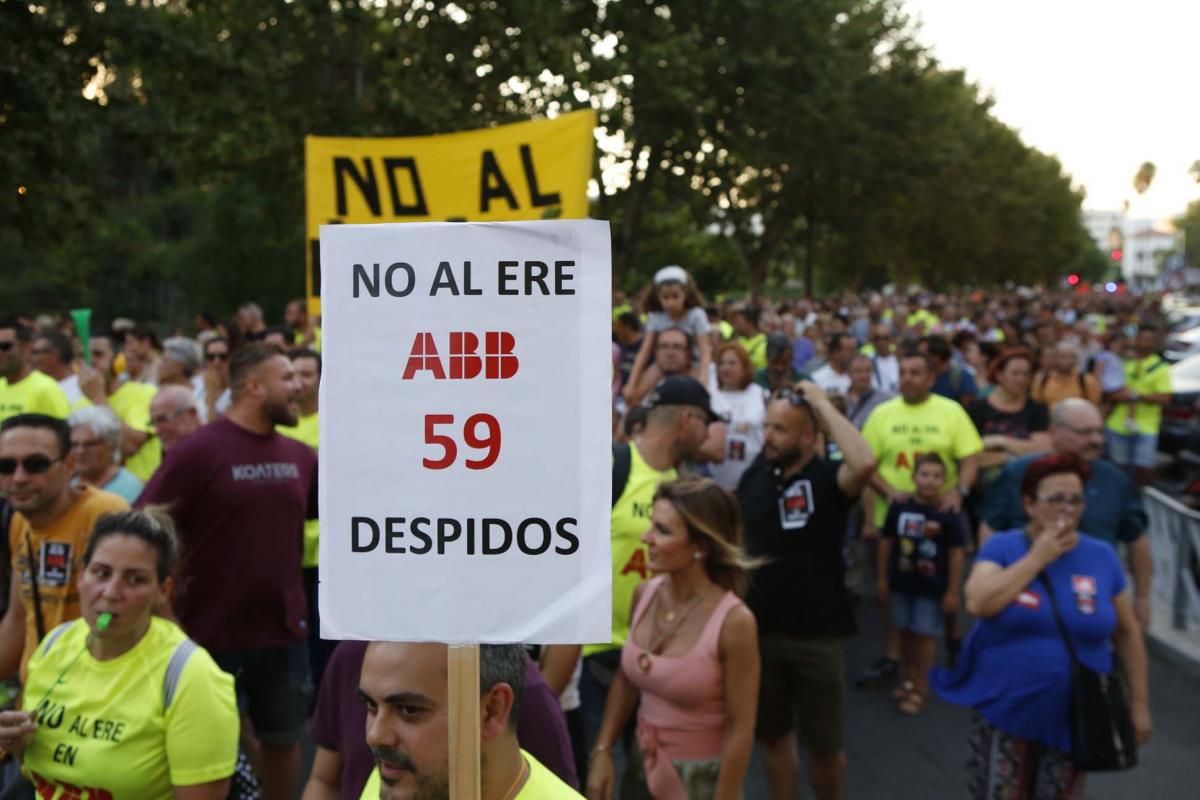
{"left": 1106, "top": 355, "right": 1172, "bottom": 435}
{"left": 584, "top": 444, "right": 675, "bottom": 657}
{"left": 21, "top": 617, "right": 238, "bottom": 798}
{"left": 0, "top": 371, "right": 70, "bottom": 422}
{"left": 360, "top": 750, "right": 582, "bottom": 799}
{"left": 278, "top": 412, "right": 320, "bottom": 567}
{"left": 738, "top": 333, "right": 768, "bottom": 371}
{"left": 107, "top": 381, "right": 161, "bottom": 483}
{"left": 861, "top": 395, "right": 983, "bottom": 525}
{"left": 9, "top": 486, "right": 129, "bottom": 680}
{"left": 906, "top": 310, "right": 938, "bottom": 333}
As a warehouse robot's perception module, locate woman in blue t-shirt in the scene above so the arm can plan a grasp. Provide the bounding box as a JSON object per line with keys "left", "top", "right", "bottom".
{"left": 931, "top": 453, "right": 1151, "bottom": 799}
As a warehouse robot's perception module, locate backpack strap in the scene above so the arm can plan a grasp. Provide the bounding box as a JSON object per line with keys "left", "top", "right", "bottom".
{"left": 38, "top": 622, "right": 74, "bottom": 657}
{"left": 163, "top": 638, "right": 199, "bottom": 710}
{"left": 612, "top": 442, "right": 633, "bottom": 508}
{"left": 1145, "top": 356, "right": 1167, "bottom": 375}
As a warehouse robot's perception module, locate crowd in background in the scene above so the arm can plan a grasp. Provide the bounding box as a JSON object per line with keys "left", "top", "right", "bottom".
{"left": 0, "top": 272, "right": 1170, "bottom": 799}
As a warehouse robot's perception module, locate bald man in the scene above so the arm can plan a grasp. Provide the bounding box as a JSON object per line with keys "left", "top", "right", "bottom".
{"left": 150, "top": 384, "right": 203, "bottom": 451}
{"left": 980, "top": 398, "right": 1152, "bottom": 626}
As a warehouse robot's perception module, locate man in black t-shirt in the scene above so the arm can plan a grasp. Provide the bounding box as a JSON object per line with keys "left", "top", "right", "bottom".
{"left": 736, "top": 381, "right": 877, "bottom": 800}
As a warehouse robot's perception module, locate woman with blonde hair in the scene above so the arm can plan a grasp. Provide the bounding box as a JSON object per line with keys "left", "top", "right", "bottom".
{"left": 587, "top": 478, "right": 760, "bottom": 800}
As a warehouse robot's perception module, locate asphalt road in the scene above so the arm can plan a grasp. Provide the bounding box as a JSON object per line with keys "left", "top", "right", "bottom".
{"left": 741, "top": 597, "right": 1200, "bottom": 799}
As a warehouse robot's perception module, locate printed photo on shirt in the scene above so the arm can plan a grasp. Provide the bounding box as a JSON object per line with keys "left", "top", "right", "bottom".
{"left": 39, "top": 542, "right": 72, "bottom": 588}
{"left": 778, "top": 480, "right": 816, "bottom": 530}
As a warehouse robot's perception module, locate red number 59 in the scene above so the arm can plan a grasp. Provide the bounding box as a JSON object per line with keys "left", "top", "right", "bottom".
{"left": 422, "top": 414, "right": 502, "bottom": 470}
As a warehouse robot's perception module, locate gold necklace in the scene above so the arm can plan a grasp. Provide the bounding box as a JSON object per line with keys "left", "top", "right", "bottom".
{"left": 637, "top": 589, "right": 706, "bottom": 673}
{"left": 499, "top": 755, "right": 529, "bottom": 800}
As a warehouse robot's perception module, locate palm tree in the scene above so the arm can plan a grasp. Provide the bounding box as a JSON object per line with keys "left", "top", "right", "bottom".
{"left": 1133, "top": 161, "right": 1157, "bottom": 194}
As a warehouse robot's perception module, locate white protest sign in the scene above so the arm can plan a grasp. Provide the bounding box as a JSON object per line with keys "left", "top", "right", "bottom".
{"left": 318, "top": 220, "right": 612, "bottom": 644}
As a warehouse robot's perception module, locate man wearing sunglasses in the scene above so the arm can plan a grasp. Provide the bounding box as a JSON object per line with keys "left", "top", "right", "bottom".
{"left": 0, "top": 413, "right": 128, "bottom": 682}
{"left": 0, "top": 319, "right": 71, "bottom": 424}
{"left": 736, "top": 381, "right": 877, "bottom": 800}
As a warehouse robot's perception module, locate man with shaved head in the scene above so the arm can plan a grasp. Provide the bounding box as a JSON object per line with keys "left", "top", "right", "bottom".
{"left": 355, "top": 642, "right": 581, "bottom": 799}
{"left": 980, "top": 398, "right": 1152, "bottom": 625}
{"left": 150, "top": 384, "right": 203, "bottom": 451}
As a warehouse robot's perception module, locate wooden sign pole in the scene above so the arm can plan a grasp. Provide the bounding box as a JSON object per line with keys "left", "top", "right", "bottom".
{"left": 448, "top": 644, "right": 482, "bottom": 800}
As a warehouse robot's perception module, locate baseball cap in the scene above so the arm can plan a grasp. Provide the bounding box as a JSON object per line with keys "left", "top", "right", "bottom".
{"left": 642, "top": 375, "right": 718, "bottom": 422}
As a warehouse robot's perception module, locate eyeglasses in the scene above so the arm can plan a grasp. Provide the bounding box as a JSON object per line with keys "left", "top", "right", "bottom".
{"left": 1037, "top": 494, "right": 1085, "bottom": 508}
{"left": 151, "top": 408, "right": 188, "bottom": 427}
{"left": 0, "top": 455, "right": 63, "bottom": 475}
{"left": 205, "top": 352, "right": 230, "bottom": 362}
{"left": 1058, "top": 424, "right": 1103, "bottom": 437}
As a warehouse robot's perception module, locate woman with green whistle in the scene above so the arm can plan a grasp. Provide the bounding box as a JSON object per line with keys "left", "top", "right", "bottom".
{"left": 0, "top": 508, "right": 240, "bottom": 799}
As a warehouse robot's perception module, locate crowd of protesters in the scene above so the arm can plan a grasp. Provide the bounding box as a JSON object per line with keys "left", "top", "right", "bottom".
{"left": 0, "top": 272, "right": 1171, "bottom": 799}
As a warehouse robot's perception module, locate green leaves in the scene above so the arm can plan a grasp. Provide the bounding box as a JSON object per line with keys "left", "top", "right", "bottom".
{"left": 1, "top": 0, "right": 1093, "bottom": 321}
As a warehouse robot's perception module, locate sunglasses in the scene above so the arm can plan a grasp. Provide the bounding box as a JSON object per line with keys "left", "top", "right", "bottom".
{"left": 772, "top": 387, "right": 812, "bottom": 407}
{"left": 205, "top": 352, "right": 230, "bottom": 362}
{"left": 0, "top": 342, "right": 14, "bottom": 352}
{"left": 0, "top": 455, "right": 63, "bottom": 475}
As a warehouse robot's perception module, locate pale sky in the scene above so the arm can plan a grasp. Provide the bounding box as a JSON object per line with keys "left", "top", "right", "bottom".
{"left": 904, "top": 0, "right": 1198, "bottom": 223}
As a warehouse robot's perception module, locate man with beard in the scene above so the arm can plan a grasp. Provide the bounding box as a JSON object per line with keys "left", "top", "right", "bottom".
{"left": 139, "top": 342, "right": 317, "bottom": 800}
{"left": 356, "top": 642, "right": 581, "bottom": 799}
{"left": 736, "top": 381, "right": 876, "bottom": 800}
{"left": 0, "top": 414, "right": 127, "bottom": 679}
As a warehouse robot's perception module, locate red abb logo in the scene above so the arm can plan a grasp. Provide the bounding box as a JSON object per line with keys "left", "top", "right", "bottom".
{"left": 402, "top": 332, "right": 520, "bottom": 380}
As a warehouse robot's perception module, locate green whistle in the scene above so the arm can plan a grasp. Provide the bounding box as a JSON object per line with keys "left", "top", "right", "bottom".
{"left": 97, "top": 612, "right": 112, "bottom": 631}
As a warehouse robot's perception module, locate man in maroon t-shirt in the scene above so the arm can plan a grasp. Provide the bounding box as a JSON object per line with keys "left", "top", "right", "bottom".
{"left": 140, "top": 342, "right": 317, "bottom": 800}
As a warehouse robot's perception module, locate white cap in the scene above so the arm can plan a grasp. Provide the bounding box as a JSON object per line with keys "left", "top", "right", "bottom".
{"left": 654, "top": 265, "right": 689, "bottom": 285}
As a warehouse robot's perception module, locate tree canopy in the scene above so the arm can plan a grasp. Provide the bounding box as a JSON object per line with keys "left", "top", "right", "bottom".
{"left": 2, "top": 0, "right": 1092, "bottom": 322}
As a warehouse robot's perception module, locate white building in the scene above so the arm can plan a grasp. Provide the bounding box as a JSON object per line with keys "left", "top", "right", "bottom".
{"left": 1082, "top": 209, "right": 1176, "bottom": 287}
{"left": 1126, "top": 226, "right": 1176, "bottom": 288}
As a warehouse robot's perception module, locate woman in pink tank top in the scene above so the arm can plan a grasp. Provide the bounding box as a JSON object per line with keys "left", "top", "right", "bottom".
{"left": 586, "top": 478, "right": 760, "bottom": 800}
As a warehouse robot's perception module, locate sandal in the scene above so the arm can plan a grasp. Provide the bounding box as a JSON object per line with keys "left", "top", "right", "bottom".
{"left": 898, "top": 688, "right": 926, "bottom": 716}
{"left": 891, "top": 680, "right": 914, "bottom": 701}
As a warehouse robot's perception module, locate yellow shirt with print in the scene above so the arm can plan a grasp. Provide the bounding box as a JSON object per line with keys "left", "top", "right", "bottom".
{"left": 0, "top": 371, "right": 70, "bottom": 422}
{"left": 278, "top": 411, "right": 321, "bottom": 567}
{"left": 9, "top": 485, "right": 129, "bottom": 681}
{"left": 360, "top": 750, "right": 582, "bottom": 799}
{"left": 21, "top": 617, "right": 238, "bottom": 799}
{"left": 738, "top": 333, "right": 768, "bottom": 371}
{"left": 584, "top": 444, "right": 675, "bottom": 657}
{"left": 861, "top": 394, "right": 983, "bottom": 526}
{"left": 1106, "top": 355, "right": 1172, "bottom": 435}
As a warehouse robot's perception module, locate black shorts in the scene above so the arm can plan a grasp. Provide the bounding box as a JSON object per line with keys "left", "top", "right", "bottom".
{"left": 213, "top": 641, "right": 312, "bottom": 745}
{"left": 756, "top": 634, "right": 846, "bottom": 754}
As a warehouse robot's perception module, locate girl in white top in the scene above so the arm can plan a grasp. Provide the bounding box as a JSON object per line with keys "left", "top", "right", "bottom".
{"left": 707, "top": 342, "right": 768, "bottom": 491}
{"left": 624, "top": 266, "right": 712, "bottom": 402}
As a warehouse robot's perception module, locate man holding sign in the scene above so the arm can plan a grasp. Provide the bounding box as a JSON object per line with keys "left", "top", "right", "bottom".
{"left": 318, "top": 219, "right": 611, "bottom": 796}
{"left": 356, "top": 642, "right": 581, "bottom": 799}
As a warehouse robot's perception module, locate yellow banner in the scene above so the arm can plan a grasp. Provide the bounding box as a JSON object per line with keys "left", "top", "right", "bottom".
{"left": 304, "top": 110, "right": 595, "bottom": 311}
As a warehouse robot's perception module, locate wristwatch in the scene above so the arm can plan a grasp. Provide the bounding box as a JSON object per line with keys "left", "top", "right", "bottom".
{"left": 957, "top": 483, "right": 971, "bottom": 499}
